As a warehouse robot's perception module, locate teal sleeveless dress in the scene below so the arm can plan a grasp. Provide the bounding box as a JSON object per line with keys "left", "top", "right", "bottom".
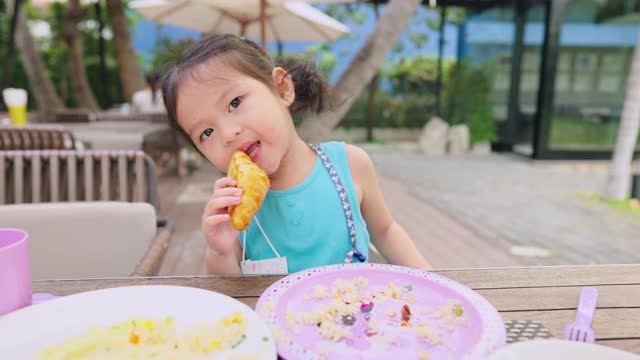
{"left": 240, "top": 141, "right": 370, "bottom": 273}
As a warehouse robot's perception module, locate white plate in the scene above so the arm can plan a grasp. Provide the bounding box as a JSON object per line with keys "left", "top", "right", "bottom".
{"left": 489, "top": 339, "right": 640, "bottom": 360}
{"left": 0, "top": 285, "right": 276, "bottom": 359}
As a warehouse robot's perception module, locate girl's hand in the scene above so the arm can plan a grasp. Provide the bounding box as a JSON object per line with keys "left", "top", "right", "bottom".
{"left": 202, "top": 177, "right": 243, "bottom": 256}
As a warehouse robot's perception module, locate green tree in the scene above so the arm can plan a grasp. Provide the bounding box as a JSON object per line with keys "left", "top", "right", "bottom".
{"left": 63, "top": 0, "right": 99, "bottom": 109}
{"left": 442, "top": 60, "right": 496, "bottom": 143}
{"left": 7, "top": 0, "right": 63, "bottom": 121}
{"left": 297, "top": 2, "right": 465, "bottom": 142}
{"left": 107, "top": 0, "right": 145, "bottom": 102}
{"left": 151, "top": 37, "right": 194, "bottom": 74}
{"left": 302, "top": 43, "right": 337, "bottom": 79}
{"left": 32, "top": 1, "right": 126, "bottom": 108}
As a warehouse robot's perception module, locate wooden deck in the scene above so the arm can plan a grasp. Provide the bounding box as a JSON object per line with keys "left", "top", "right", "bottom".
{"left": 156, "top": 165, "right": 525, "bottom": 275}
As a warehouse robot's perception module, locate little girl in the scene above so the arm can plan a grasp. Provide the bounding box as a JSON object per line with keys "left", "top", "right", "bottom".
{"left": 162, "top": 34, "right": 430, "bottom": 275}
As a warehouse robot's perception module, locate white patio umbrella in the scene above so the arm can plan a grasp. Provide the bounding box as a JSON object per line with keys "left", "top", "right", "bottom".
{"left": 129, "top": 0, "right": 351, "bottom": 47}
{"left": 219, "top": 0, "right": 360, "bottom": 47}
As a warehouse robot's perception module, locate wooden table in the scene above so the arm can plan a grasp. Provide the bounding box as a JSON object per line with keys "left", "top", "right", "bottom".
{"left": 58, "top": 121, "right": 167, "bottom": 151}
{"left": 33, "top": 265, "right": 640, "bottom": 354}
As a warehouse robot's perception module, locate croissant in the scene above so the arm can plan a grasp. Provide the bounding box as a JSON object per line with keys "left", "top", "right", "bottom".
{"left": 227, "top": 150, "right": 270, "bottom": 231}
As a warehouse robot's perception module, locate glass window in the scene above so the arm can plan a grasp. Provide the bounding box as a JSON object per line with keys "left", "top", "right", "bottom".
{"left": 549, "top": 0, "right": 639, "bottom": 151}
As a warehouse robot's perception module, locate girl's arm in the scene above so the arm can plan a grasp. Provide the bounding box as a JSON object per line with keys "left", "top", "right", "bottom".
{"left": 206, "top": 240, "right": 243, "bottom": 275}
{"left": 346, "top": 145, "right": 432, "bottom": 269}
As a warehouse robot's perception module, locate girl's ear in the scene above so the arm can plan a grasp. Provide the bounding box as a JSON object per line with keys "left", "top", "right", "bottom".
{"left": 271, "top": 67, "right": 295, "bottom": 106}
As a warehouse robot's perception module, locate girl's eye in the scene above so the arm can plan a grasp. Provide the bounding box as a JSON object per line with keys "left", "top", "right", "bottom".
{"left": 229, "top": 97, "right": 242, "bottom": 112}
{"left": 200, "top": 128, "right": 214, "bottom": 142}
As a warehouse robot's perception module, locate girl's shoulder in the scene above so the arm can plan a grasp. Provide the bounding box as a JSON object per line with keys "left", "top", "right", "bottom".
{"left": 319, "top": 141, "right": 371, "bottom": 165}
{"left": 320, "top": 141, "right": 376, "bottom": 185}
{"left": 344, "top": 144, "right": 373, "bottom": 169}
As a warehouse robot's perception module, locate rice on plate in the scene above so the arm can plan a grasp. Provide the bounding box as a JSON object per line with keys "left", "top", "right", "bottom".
{"left": 36, "top": 312, "right": 249, "bottom": 360}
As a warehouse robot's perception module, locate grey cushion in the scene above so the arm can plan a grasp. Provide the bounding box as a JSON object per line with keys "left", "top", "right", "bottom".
{"left": 0, "top": 202, "right": 157, "bottom": 279}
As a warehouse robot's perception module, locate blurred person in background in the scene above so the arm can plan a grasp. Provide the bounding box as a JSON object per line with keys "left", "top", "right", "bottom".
{"left": 133, "top": 70, "right": 165, "bottom": 114}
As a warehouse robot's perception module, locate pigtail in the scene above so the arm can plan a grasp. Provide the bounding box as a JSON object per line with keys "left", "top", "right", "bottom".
{"left": 275, "top": 58, "right": 333, "bottom": 116}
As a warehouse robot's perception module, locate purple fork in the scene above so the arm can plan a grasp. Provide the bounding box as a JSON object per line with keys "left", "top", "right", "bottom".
{"left": 563, "top": 286, "right": 598, "bottom": 343}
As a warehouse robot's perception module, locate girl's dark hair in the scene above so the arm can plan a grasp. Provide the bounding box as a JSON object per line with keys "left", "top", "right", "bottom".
{"left": 161, "top": 34, "right": 331, "bottom": 138}
{"left": 145, "top": 69, "right": 162, "bottom": 103}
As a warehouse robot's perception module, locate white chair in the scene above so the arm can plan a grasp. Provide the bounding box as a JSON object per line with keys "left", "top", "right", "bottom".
{"left": 0, "top": 150, "right": 159, "bottom": 210}
{"left": 0, "top": 201, "right": 172, "bottom": 279}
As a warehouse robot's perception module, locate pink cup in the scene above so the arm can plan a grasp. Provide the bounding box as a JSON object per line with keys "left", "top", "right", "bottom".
{"left": 0, "top": 228, "right": 32, "bottom": 316}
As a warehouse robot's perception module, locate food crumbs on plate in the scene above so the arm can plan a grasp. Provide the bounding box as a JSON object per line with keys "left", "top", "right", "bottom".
{"left": 279, "top": 276, "right": 469, "bottom": 357}
{"left": 401, "top": 304, "right": 412, "bottom": 322}
{"left": 342, "top": 314, "right": 356, "bottom": 326}
{"left": 360, "top": 301, "right": 374, "bottom": 313}
{"left": 35, "top": 312, "right": 250, "bottom": 359}
{"left": 417, "top": 349, "right": 430, "bottom": 360}
{"left": 365, "top": 327, "right": 378, "bottom": 337}
{"left": 231, "top": 334, "right": 248, "bottom": 349}
{"left": 128, "top": 332, "right": 140, "bottom": 344}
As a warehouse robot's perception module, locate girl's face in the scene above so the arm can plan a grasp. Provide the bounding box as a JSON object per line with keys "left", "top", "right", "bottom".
{"left": 176, "top": 62, "right": 296, "bottom": 175}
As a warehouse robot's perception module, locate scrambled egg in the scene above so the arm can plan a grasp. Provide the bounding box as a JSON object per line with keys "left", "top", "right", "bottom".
{"left": 35, "top": 313, "right": 248, "bottom": 360}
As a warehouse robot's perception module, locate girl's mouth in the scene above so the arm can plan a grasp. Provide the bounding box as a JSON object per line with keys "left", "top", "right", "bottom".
{"left": 245, "top": 141, "right": 262, "bottom": 162}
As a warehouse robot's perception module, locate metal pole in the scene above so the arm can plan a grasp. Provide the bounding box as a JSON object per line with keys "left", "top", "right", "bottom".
{"left": 505, "top": 1, "right": 527, "bottom": 148}
{"left": 456, "top": 19, "right": 466, "bottom": 62}
{"left": 260, "top": 0, "right": 266, "bottom": 49}
{"left": 532, "top": 0, "right": 568, "bottom": 159}
{"left": 435, "top": 5, "right": 447, "bottom": 117}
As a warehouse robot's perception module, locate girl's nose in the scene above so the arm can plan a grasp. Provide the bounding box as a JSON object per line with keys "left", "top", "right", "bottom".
{"left": 223, "top": 125, "right": 242, "bottom": 145}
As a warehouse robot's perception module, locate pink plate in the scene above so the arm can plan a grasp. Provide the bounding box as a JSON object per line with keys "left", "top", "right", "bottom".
{"left": 256, "top": 263, "right": 506, "bottom": 360}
